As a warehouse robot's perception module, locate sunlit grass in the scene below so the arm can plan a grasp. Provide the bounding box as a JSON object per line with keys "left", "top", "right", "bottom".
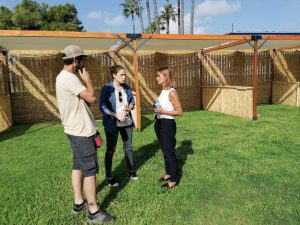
{"left": 0, "top": 105, "right": 299, "bottom": 225}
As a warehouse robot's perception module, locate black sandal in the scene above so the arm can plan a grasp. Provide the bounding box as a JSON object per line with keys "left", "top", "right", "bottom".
{"left": 161, "top": 182, "right": 178, "bottom": 189}
{"left": 158, "top": 176, "right": 170, "bottom": 182}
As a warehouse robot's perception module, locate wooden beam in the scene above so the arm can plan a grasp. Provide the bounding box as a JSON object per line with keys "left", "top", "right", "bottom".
{"left": 2, "top": 30, "right": 300, "bottom": 41}
{"left": 252, "top": 40, "right": 258, "bottom": 120}
{"left": 114, "top": 39, "right": 132, "bottom": 54}
{"left": 1, "top": 51, "right": 9, "bottom": 96}
{"left": 277, "top": 45, "right": 300, "bottom": 51}
{"left": 10, "top": 60, "right": 60, "bottom": 118}
{"left": 0, "top": 30, "right": 253, "bottom": 41}
{"left": 133, "top": 40, "right": 141, "bottom": 131}
{"left": 142, "top": 33, "right": 252, "bottom": 40}
{"left": 271, "top": 50, "right": 297, "bottom": 82}
{"left": 198, "top": 53, "right": 227, "bottom": 86}
{"left": 0, "top": 30, "right": 126, "bottom": 39}
{"left": 201, "top": 39, "right": 249, "bottom": 53}
{"left": 262, "top": 35, "right": 300, "bottom": 40}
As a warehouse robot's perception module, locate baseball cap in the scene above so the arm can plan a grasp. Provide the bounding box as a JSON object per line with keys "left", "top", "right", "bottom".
{"left": 62, "top": 45, "right": 89, "bottom": 59}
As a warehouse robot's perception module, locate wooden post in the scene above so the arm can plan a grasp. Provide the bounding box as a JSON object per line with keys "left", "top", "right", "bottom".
{"left": 297, "top": 82, "right": 299, "bottom": 107}
{"left": 270, "top": 49, "right": 275, "bottom": 104}
{"left": 1, "top": 50, "right": 9, "bottom": 96}
{"left": 200, "top": 54, "right": 203, "bottom": 109}
{"left": 252, "top": 39, "right": 258, "bottom": 120}
{"left": 133, "top": 40, "right": 141, "bottom": 131}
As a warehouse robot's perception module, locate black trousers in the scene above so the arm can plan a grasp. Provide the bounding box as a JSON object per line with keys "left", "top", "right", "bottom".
{"left": 104, "top": 126, "right": 134, "bottom": 178}
{"left": 154, "top": 119, "right": 178, "bottom": 182}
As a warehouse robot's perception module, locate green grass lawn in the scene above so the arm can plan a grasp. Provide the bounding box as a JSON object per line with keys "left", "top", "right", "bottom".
{"left": 0, "top": 105, "right": 299, "bottom": 225}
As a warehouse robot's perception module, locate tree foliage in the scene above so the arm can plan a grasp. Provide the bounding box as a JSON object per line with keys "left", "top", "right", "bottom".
{"left": 12, "top": 0, "right": 46, "bottom": 30}
{"left": 160, "top": 2, "right": 177, "bottom": 34}
{"left": 120, "top": 0, "right": 141, "bottom": 34}
{"left": 0, "top": 0, "right": 84, "bottom": 31}
{"left": 145, "top": 16, "right": 165, "bottom": 34}
{"left": 42, "top": 4, "right": 84, "bottom": 31}
{"left": 0, "top": 6, "right": 14, "bottom": 30}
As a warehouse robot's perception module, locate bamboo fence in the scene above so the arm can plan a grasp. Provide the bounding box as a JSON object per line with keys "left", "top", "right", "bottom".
{"left": 0, "top": 49, "right": 299, "bottom": 128}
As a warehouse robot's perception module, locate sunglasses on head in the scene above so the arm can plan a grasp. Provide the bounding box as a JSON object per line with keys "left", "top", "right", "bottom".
{"left": 118, "top": 91, "right": 123, "bottom": 102}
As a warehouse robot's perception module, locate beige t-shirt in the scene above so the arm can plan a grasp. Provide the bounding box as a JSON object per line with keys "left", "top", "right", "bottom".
{"left": 56, "top": 70, "right": 97, "bottom": 137}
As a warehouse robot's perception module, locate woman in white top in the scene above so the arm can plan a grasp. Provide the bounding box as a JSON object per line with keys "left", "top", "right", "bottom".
{"left": 153, "top": 67, "right": 183, "bottom": 189}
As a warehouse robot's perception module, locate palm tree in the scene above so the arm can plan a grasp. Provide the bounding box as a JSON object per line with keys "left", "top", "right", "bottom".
{"left": 138, "top": 0, "right": 144, "bottom": 33}
{"left": 153, "top": 0, "right": 160, "bottom": 34}
{"left": 146, "top": 0, "right": 151, "bottom": 30}
{"left": 121, "top": 0, "right": 140, "bottom": 34}
{"left": 145, "top": 16, "right": 165, "bottom": 33}
{"left": 177, "top": 0, "right": 181, "bottom": 34}
{"left": 180, "top": 0, "right": 184, "bottom": 34}
{"left": 190, "top": 0, "right": 195, "bottom": 34}
{"left": 160, "top": 2, "right": 176, "bottom": 34}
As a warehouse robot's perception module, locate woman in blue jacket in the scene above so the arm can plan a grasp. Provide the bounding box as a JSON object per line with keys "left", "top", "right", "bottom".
{"left": 99, "top": 65, "right": 137, "bottom": 187}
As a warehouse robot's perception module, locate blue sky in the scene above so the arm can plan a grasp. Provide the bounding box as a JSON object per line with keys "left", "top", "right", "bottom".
{"left": 1, "top": 0, "right": 300, "bottom": 34}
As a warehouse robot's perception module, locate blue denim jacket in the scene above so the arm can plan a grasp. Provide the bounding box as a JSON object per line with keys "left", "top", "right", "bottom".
{"left": 99, "top": 82, "right": 135, "bottom": 132}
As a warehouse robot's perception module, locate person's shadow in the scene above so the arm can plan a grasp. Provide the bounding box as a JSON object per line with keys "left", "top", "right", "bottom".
{"left": 176, "top": 140, "right": 194, "bottom": 182}
{"left": 140, "top": 115, "right": 155, "bottom": 131}
{"left": 96, "top": 140, "right": 160, "bottom": 209}
{"left": 0, "top": 123, "right": 55, "bottom": 142}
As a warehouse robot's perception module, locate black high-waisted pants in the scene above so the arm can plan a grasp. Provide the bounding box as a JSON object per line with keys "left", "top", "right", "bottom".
{"left": 154, "top": 118, "right": 178, "bottom": 182}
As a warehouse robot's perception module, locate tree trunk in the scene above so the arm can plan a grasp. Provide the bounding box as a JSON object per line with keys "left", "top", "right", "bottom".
{"left": 138, "top": 0, "right": 144, "bottom": 33}
{"left": 166, "top": 17, "right": 170, "bottom": 34}
{"left": 146, "top": 0, "right": 151, "bottom": 31}
{"left": 190, "top": 0, "right": 195, "bottom": 34}
{"left": 153, "top": 0, "right": 160, "bottom": 34}
{"left": 177, "top": 0, "right": 181, "bottom": 34}
{"left": 180, "top": 0, "right": 184, "bottom": 34}
{"left": 166, "top": 0, "right": 170, "bottom": 34}
{"left": 132, "top": 14, "right": 136, "bottom": 34}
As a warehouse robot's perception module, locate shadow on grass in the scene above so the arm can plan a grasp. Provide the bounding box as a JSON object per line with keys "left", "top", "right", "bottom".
{"left": 0, "top": 124, "right": 31, "bottom": 142}
{"left": 96, "top": 139, "right": 194, "bottom": 209}
{"left": 96, "top": 140, "right": 160, "bottom": 209}
{"left": 176, "top": 140, "right": 194, "bottom": 182}
{"left": 140, "top": 115, "right": 155, "bottom": 131}
{"left": 0, "top": 123, "right": 55, "bottom": 142}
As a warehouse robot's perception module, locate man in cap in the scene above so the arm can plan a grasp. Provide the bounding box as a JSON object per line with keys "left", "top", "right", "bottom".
{"left": 56, "top": 45, "right": 115, "bottom": 224}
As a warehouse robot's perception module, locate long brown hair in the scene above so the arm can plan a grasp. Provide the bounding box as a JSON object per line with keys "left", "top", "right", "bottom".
{"left": 157, "top": 67, "right": 175, "bottom": 88}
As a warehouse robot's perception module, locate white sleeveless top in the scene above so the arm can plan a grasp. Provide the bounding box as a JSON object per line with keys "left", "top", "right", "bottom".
{"left": 156, "top": 88, "right": 175, "bottom": 120}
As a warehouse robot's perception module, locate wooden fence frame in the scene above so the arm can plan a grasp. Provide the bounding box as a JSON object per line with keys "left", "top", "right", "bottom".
{"left": 1, "top": 30, "right": 300, "bottom": 130}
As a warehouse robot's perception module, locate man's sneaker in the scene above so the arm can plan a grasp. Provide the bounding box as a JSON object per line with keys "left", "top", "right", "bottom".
{"left": 128, "top": 171, "right": 138, "bottom": 181}
{"left": 106, "top": 178, "right": 119, "bottom": 187}
{"left": 72, "top": 201, "right": 88, "bottom": 214}
{"left": 87, "top": 210, "right": 116, "bottom": 224}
